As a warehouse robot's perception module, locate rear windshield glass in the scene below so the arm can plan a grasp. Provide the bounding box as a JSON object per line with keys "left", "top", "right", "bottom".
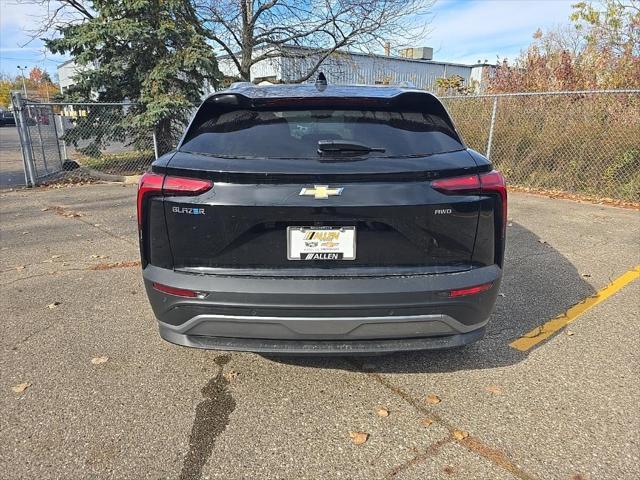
{"left": 180, "top": 109, "right": 463, "bottom": 158}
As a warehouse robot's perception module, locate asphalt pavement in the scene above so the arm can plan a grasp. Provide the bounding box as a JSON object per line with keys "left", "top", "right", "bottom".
{"left": 1, "top": 184, "right": 638, "bottom": 479}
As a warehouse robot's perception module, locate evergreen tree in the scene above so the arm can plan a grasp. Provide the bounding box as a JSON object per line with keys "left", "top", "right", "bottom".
{"left": 47, "top": 0, "right": 220, "bottom": 154}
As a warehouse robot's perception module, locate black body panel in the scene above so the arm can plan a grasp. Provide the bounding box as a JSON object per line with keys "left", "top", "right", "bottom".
{"left": 152, "top": 149, "right": 485, "bottom": 272}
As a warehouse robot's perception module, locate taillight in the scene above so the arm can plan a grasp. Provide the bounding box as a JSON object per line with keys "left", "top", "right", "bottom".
{"left": 449, "top": 282, "right": 493, "bottom": 298}
{"left": 431, "top": 174, "right": 481, "bottom": 194}
{"left": 163, "top": 176, "right": 214, "bottom": 196}
{"left": 137, "top": 173, "right": 213, "bottom": 227}
{"left": 478, "top": 170, "right": 507, "bottom": 237}
{"left": 137, "top": 172, "right": 164, "bottom": 227}
{"left": 431, "top": 170, "right": 507, "bottom": 237}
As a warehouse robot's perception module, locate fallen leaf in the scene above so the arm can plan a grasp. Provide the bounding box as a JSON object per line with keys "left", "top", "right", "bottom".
{"left": 425, "top": 394, "right": 441, "bottom": 405}
{"left": 47, "top": 301, "right": 61, "bottom": 309}
{"left": 375, "top": 406, "right": 390, "bottom": 417}
{"left": 223, "top": 370, "right": 239, "bottom": 382}
{"left": 443, "top": 465, "right": 456, "bottom": 475}
{"left": 91, "top": 356, "right": 109, "bottom": 365}
{"left": 420, "top": 418, "right": 434, "bottom": 427}
{"left": 485, "top": 385, "right": 503, "bottom": 395}
{"left": 452, "top": 430, "right": 469, "bottom": 440}
{"left": 12, "top": 382, "right": 31, "bottom": 394}
{"left": 349, "top": 431, "right": 369, "bottom": 445}
{"left": 566, "top": 330, "right": 575, "bottom": 336}
{"left": 90, "top": 260, "right": 140, "bottom": 271}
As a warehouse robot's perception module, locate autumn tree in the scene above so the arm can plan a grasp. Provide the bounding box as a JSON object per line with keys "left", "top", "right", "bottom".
{"left": 435, "top": 75, "right": 476, "bottom": 96}
{"left": 0, "top": 78, "right": 11, "bottom": 108}
{"left": 489, "top": 0, "right": 640, "bottom": 92}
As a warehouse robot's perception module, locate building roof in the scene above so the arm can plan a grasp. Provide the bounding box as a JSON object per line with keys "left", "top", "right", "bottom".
{"left": 218, "top": 45, "right": 495, "bottom": 69}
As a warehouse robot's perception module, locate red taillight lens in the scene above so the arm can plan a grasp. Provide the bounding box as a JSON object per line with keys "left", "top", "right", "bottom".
{"left": 479, "top": 170, "right": 507, "bottom": 237}
{"left": 431, "top": 174, "right": 481, "bottom": 195}
{"left": 163, "top": 176, "right": 213, "bottom": 196}
{"left": 137, "top": 172, "right": 164, "bottom": 226}
{"left": 449, "top": 282, "right": 493, "bottom": 298}
{"left": 152, "top": 282, "right": 198, "bottom": 298}
{"left": 431, "top": 170, "right": 507, "bottom": 237}
{"left": 137, "top": 173, "right": 213, "bottom": 227}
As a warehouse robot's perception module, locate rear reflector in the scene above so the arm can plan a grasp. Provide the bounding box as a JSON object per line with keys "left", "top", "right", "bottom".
{"left": 152, "top": 282, "right": 199, "bottom": 298}
{"left": 449, "top": 282, "right": 493, "bottom": 298}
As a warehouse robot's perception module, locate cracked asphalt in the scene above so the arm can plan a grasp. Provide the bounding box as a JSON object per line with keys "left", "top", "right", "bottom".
{"left": 1, "top": 183, "right": 639, "bottom": 479}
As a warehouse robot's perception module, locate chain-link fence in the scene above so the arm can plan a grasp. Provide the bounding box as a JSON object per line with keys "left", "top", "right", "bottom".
{"left": 441, "top": 90, "right": 640, "bottom": 202}
{"left": 10, "top": 94, "right": 178, "bottom": 186}
{"left": 10, "top": 90, "right": 640, "bottom": 202}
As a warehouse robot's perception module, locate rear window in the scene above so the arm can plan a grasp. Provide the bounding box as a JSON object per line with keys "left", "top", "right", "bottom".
{"left": 180, "top": 109, "right": 464, "bottom": 158}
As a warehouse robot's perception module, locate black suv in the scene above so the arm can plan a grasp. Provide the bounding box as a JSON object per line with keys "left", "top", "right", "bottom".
{"left": 0, "top": 110, "right": 16, "bottom": 127}
{"left": 138, "top": 82, "right": 506, "bottom": 354}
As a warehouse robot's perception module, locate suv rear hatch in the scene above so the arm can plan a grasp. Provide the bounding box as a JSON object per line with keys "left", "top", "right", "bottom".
{"left": 145, "top": 90, "right": 490, "bottom": 275}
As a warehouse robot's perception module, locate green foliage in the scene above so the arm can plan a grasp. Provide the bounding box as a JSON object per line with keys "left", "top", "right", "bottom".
{"left": 47, "top": 0, "right": 220, "bottom": 153}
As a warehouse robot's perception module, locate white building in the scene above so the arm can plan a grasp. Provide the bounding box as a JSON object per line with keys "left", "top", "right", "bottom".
{"left": 217, "top": 46, "right": 494, "bottom": 93}
{"left": 58, "top": 45, "right": 494, "bottom": 96}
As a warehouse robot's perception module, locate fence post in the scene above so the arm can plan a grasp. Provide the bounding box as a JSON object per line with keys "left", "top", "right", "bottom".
{"left": 11, "top": 92, "right": 37, "bottom": 187}
{"left": 152, "top": 127, "right": 159, "bottom": 160}
{"left": 486, "top": 95, "right": 498, "bottom": 159}
{"left": 55, "top": 114, "right": 69, "bottom": 162}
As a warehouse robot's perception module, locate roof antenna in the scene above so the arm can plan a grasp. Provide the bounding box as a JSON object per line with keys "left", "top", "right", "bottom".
{"left": 315, "top": 72, "right": 327, "bottom": 91}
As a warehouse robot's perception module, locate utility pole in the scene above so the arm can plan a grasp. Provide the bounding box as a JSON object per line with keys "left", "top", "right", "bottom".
{"left": 16, "top": 66, "right": 28, "bottom": 96}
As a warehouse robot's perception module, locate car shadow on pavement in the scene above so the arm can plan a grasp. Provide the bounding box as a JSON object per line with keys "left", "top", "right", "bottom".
{"left": 265, "top": 223, "right": 596, "bottom": 373}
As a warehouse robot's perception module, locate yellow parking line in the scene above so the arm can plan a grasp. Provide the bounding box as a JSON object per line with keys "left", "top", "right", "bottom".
{"left": 510, "top": 266, "right": 640, "bottom": 352}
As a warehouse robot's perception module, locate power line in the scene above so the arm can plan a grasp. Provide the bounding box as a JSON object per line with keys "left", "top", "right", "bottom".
{"left": 0, "top": 55, "right": 67, "bottom": 64}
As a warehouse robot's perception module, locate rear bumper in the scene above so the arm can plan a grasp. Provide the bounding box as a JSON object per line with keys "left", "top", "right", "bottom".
{"left": 143, "top": 264, "right": 501, "bottom": 354}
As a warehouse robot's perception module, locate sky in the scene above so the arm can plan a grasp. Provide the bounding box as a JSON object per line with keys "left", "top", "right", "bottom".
{"left": 0, "top": 0, "right": 577, "bottom": 80}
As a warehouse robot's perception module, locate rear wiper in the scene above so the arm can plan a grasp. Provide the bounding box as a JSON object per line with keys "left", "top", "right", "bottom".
{"left": 317, "top": 140, "right": 385, "bottom": 156}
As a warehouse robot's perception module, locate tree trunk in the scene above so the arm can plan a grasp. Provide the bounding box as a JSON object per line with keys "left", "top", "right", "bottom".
{"left": 239, "top": 0, "right": 254, "bottom": 82}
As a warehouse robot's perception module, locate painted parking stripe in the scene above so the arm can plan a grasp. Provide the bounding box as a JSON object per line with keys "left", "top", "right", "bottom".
{"left": 510, "top": 265, "right": 640, "bottom": 352}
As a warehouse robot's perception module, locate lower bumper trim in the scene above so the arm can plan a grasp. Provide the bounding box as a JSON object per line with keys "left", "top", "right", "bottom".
{"left": 158, "top": 325, "right": 485, "bottom": 355}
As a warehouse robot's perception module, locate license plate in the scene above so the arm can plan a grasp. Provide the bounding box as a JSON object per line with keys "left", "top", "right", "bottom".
{"left": 287, "top": 226, "right": 356, "bottom": 260}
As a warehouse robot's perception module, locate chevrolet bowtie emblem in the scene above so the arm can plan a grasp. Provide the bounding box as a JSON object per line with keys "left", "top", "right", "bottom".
{"left": 299, "top": 185, "right": 344, "bottom": 199}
